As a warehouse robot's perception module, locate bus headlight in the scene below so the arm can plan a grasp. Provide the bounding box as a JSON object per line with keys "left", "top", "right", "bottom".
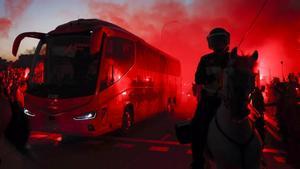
{"left": 73, "top": 112, "right": 97, "bottom": 121}
{"left": 24, "top": 108, "right": 35, "bottom": 117}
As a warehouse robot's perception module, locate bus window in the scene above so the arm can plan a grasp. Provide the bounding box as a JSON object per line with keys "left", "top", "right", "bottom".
{"left": 100, "top": 37, "right": 134, "bottom": 91}
{"left": 27, "top": 35, "right": 100, "bottom": 98}
{"left": 99, "top": 57, "right": 113, "bottom": 90}
{"left": 31, "top": 43, "right": 46, "bottom": 84}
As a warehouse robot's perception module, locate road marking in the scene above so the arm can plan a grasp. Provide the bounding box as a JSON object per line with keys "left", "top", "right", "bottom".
{"left": 114, "top": 143, "right": 135, "bottom": 149}
{"left": 30, "top": 131, "right": 62, "bottom": 143}
{"left": 30, "top": 133, "right": 48, "bottom": 139}
{"left": 273, "top": 156, "right": 286, "bottom": 164}
{"left": 160, "top": 133, "right": 172, "bottom": 141}
{"left": 30, "top": 135, "right": 48, "bottom": 139}
{"left": 105, "top": 136, "right": 188, "bottom": 147}
{"left": 264, "top": 114, "right": 279, "bottom": 131}
{"left": 265, "top": 125, "right": 281, "bottom": 141}
{"left": 186, "top": 149, "right": 192, "bottom": 155}
{"left": 263, "top": 148, "right": 287, "bottom": 155}
{"left": 149, "top": 146, "right": 169, "bottom": 152}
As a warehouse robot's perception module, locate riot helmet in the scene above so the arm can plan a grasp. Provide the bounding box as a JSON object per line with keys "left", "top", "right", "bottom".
{"left": 207, "top": 27, "right": 230, "bottom": 52}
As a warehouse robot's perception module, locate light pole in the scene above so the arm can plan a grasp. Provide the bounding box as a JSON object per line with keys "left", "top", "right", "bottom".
{"left": 280, "top": 61, "right": 285, "bottom": 82}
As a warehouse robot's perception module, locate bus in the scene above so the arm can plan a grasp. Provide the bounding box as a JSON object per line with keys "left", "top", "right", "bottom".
{"left": 12, "top": 19, "right": 181, "bottom": 136}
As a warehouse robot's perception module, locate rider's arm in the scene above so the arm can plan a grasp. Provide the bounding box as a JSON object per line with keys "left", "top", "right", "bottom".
{"left": 195, "top": 57, "right": 206, "bottom": 85}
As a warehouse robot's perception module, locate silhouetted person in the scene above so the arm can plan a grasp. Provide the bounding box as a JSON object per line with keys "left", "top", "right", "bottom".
{"left": 287, "top": 73, "right": 298, "bottom": 102}
{"left": 283, "top": 73, "right": 299, "bottom": 141}
{"left": 191, "top": 28, "right": 230, "bottom": 169}
{"left": 274, "top": 81, "right": 289, "bottom": 142}
{"left": 4, "top": 77, "right": 30, "bottom": 154}
{"left": 250, "top": 86, "right": 266, "bottom": 143}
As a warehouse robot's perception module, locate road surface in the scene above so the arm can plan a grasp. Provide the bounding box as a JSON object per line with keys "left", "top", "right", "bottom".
{"left": 17, "top": 110, "right": 295, "bottom": 169}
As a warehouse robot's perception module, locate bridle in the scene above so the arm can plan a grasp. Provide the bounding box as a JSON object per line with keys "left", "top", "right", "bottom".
{"left": 222, "top": 66, "right": 256, "bottom": 123}
{"left": 215, "top": 67, "right": 256, "bottom": 168}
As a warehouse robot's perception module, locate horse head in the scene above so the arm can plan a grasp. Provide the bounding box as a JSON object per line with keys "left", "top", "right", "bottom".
{"left": 223, "top": 47, "right": 258, "bottom": 122}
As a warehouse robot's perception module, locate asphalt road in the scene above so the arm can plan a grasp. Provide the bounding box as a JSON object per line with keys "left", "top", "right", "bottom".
{"left": 22, "top": 110, "right": 294, "bottom": 169}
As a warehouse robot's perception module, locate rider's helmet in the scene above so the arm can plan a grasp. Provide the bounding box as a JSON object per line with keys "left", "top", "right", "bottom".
{"left": 207, "top": 27, "right": 230, "bottom": 52}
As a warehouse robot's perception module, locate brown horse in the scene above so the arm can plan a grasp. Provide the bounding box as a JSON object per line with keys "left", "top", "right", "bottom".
{"left": 206, "top": 48, "right": 263, "bottom": 169}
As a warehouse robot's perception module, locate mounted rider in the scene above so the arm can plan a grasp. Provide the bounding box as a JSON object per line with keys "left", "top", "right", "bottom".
{"left": 191, "top": 27, "right": 230, "bottom": 169}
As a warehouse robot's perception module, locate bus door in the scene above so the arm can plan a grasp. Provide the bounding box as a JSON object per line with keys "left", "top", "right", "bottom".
{"left": 98, "top": 32, "right": 135, "bottom": 129}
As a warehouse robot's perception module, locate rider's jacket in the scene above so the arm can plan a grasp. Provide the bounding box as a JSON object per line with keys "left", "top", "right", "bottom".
{"left": 195, "top": 52, "right": 229, "bottom": 96}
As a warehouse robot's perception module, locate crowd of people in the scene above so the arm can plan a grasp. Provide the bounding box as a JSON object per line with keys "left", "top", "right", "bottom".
{"left": 267, "top": 73, "right": 300, "bottom": 142}
{"left": 0, "top": 66, "right": 30, "bottom": 154}
{"left": 250, "top": 72, "right": 299, "bottom": 145}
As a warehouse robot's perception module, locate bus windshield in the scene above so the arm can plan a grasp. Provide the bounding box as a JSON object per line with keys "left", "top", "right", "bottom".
{"left": 27, "top": 34, "right": 101, "bottom": 98}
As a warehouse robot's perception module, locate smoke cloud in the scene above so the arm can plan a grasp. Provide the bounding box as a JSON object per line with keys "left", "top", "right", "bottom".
{"left": 0, "top": 0, "right": 32, "bottom": 38}
{"left": 88, "top": 0, "right": 300, "bottom": 82}
{"left": 0, "top": 18, "right": 11, "bottom": 37}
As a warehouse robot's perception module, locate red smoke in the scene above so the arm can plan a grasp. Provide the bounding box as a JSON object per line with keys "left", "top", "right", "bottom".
{"left": 4, "top": 0, "right": 32, "bottom": 19}
{"left": 0, "top": 0, "right": 32, "bottom": 38}
{"left": 0, "top": 18, "right": 11, "bottom": 37}
{"left": 89, "top": 0, "right": 300, "bottom": 83}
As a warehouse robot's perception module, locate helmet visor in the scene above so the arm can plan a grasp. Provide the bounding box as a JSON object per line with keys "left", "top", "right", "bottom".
{"left": 208, "top": 35, "right": 229, "bottom": 45}
{"left": 208, "top": 34, "right": 229, "bottom": 51}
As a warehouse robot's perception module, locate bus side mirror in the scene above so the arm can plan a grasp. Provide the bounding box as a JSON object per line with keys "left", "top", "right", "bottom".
{"left": 12, "top": 32, "right": 45, "bottom": 56}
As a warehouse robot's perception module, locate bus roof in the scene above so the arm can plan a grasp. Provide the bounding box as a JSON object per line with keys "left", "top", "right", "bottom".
{"left": 48, "top": 19, "right": 180, "bottom": 65}
{"left": 48, "top": 18, "right": 127, "bottom": 35}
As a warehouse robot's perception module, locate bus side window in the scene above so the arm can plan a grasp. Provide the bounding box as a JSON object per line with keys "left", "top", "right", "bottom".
{"left": 99, "top": 57, "right": 112, "bottom": 91}
{"left": 100, "top": 37, "right": 134, "bottom": 91}
{"left": 32, "top": 43, "right": 47, "bottom": 84}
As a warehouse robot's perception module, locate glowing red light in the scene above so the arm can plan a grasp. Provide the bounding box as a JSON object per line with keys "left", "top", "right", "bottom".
{"left": 122, "top": 91, "right": 127, "bottom": 96}
{"left": 24, "top": 68, "right": 30, "bottom": 79}
{"left": 56, "top": 136, "right": 62, "bottom": 142}
{"left": 259, "top": 75, "right": 263, "bottom": 80}
{"left": 149, "top": 146, "right": 169, "bottom": 152}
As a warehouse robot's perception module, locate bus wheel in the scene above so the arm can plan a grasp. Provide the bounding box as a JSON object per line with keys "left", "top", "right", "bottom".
{"left": 121, "top": 109, "right": 134, "bottom": 133}
{"left": 167, "top": 101, "right": 175, "bottom": 114}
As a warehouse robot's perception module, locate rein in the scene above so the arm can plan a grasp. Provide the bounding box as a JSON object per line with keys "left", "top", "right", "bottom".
{"left": 215, "top": 115, "right": 255, "bottom": 147}
{"left": 218, "top": 74, "right": 255, "bottom": 168}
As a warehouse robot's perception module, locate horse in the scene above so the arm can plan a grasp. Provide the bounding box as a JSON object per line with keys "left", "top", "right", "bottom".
{"left": 206, "top": 48, "right": 263, "bottom": 169}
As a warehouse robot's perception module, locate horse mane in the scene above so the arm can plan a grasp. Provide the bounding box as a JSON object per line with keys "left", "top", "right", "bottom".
{"left": 229, "top": 47, "right": 258, "bottom": 73}
{"left": 232, "top": 56, "right": 257, "bottom": 72}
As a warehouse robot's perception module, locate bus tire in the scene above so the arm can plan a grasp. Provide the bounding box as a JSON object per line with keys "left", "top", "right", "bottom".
{"left": 121, "top": 107, "right": 134, "bottom": 134}
{"left": 166, "top": 97, "right": 175, "bottom": 114}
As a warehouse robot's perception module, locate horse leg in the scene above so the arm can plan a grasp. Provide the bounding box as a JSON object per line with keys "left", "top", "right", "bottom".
{"left": 244, "top": 135, "right": 263, "bottom": 169}
{"left": 207, "top": 119, "right": 242, "bottom": 169}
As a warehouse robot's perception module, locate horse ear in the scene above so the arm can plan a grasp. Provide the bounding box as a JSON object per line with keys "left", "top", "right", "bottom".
{"left": 252, "top": 50, "right": 258, "bottom": 61}
{"left": 230, "top": 47, "right": 238, "bottom": 60}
